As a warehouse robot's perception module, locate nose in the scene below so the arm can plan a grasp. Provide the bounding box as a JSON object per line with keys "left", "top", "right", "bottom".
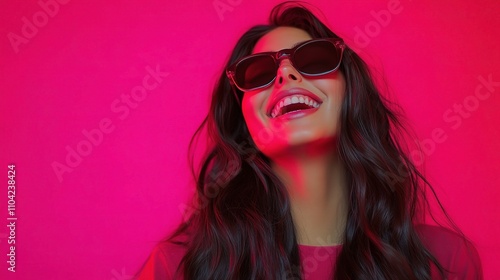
{"left": 275, "top": 59, "right": 302, "bottom": 87}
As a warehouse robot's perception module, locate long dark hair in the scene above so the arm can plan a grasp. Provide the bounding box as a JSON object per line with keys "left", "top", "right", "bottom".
{"left": 168, "top": 2, "right": 447, "bottom": 279}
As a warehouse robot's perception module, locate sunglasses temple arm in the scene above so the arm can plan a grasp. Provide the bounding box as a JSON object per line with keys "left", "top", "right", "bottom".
{"left": 228, "top": 81, "right": 242, "bottom": 106}
{"left": 225, "top": 69, "right": 242, "bottom": 105}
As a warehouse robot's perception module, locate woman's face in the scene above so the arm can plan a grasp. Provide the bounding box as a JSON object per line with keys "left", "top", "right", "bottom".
{"left": 241, "top": 27, "right": 346, "bottom": 159}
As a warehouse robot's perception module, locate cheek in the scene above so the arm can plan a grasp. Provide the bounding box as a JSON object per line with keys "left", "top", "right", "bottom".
{"left": 314, "top": 76, "right": 346, "bottom": 130}
{"left": 316, "top": 74, "right": 346, "bottom": 108}
{"left": 320, "top": 71, "right": 345, "bottom": 89}
{"left": 242, "top": 95, "right": 265, "bottom": 133}
{"left": 242, "top": 93, "right": 274, "bottom": 151}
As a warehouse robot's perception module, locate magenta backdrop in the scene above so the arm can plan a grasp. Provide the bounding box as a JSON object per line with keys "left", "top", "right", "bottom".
{"left": 1, "top": 0, "right": 499, "bottom": 279}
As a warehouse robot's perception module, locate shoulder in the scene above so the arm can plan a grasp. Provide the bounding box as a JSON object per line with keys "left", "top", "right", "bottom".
{"left": 415, "top": 224, "right": 483, "bottom": 280}
{"left": 136, "top": 237, "right": 188, "bottom": 280}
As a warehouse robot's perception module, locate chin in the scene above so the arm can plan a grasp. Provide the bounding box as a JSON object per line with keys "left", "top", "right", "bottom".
{"left": 258, "top": 132, "right": 339, "bottom": 159}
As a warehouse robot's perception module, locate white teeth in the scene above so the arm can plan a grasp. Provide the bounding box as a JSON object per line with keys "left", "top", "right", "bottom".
{"left": 270, "top": 94, "right": 320, "bottom": 118}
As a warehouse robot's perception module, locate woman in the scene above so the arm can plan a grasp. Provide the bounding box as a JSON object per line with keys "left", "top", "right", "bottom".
{"left": 137, "top": 2, "right": 482, "bottom": 279}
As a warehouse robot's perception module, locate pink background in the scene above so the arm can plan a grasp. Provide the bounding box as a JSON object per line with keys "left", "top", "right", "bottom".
{"left": 1, "top": 0, "right": 499, "bottom": 279}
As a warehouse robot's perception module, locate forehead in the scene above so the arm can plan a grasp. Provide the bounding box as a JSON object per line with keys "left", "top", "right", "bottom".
{"left": 252, "top": 27, "right": 313, "bottom": 54}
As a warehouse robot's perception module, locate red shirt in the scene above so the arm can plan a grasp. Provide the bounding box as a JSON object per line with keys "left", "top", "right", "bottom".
{"left": 136, "top": 224, "right": 482, "bottom": 279}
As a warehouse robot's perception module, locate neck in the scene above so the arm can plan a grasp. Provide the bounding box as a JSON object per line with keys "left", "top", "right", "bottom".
{"left": 271, "top": 144, "right": 348, "bottom": 246}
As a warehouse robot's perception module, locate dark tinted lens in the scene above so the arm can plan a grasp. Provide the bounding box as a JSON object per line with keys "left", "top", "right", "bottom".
{"left": 235, "top": 55, "right": 276, "bottom": 90}
{"left": 293, "top": 40, "right": 340, "bottom": 75}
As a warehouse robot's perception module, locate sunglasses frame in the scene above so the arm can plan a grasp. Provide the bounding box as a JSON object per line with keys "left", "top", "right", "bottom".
{"left": 226, "top": 37, "right": 346, "bottom": 94}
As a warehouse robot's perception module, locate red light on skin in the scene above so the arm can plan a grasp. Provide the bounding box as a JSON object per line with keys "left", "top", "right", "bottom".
{"left": 242, "top": 27, "right": 345, "bottom": 160}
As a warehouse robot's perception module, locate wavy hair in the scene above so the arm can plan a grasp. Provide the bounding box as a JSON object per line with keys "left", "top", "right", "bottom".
{"left": 168, "top": 2, "right": 447, "bottom": 279}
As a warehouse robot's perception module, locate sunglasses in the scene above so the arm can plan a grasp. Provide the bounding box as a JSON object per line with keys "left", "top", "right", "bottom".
{"left": 226, "top": 38, "right": 345, "bottom": 92}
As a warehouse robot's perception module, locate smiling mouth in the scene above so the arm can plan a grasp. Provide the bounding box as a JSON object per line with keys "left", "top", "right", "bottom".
{"left": 270, "top": 94, "right": 320, "bottom": 118}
